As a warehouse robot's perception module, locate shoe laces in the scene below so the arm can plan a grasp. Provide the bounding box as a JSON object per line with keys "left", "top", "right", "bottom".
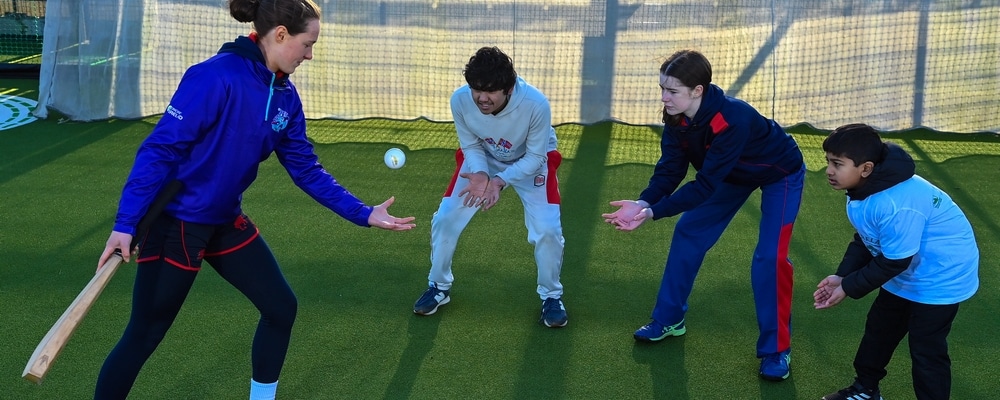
{"left": 643, "top": 320, "right": 665, "bottom": 332}
{"left": 648, "top": 319, "right": 682, "bottom": 332}
{"left": 421, "top": 287, "right": 446, "bottom": 303}
{"left": 542, "top": 298, "right": 564, "bottom": 313}
{"left": 842, "top": 382, "right": 876, "bottom": 396}
{"left": 763, "top": 351, "right": 790, "bottom": 367}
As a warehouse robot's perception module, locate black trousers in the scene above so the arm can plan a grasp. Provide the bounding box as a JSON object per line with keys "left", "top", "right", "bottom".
{"left": 854, "top": 289, "right": 960, "bottom": 400}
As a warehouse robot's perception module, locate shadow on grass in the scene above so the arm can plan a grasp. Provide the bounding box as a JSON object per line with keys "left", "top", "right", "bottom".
{"left": 382, "top": 314, "right": 442, "bottom": 400}
{"left": 509, "top": 122, "right": 615, "bottom": 397}
{"left": 632, "top": 340, "right": 690, "bottom": 399}
{"left": 0, "top": 117, "right": 153, "bottom": 185}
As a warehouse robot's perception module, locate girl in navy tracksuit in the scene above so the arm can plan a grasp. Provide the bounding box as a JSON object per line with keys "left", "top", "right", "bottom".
{"left": 603, "top": 50, "right": 804, "bottom": 381}
{"left": 94, "top": 1, "right": 414, "bottom": 399}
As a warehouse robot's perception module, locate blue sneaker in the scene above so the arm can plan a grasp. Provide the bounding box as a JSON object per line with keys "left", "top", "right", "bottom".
{"left": 633, "top": 319, "right": 686, "bottom": 342}
{"left": 413, "top": 285, "right": 450, "bottom": 315}
{"left": 759, "top": 349, "right": 791, "bottom": 381}
{"left": 540, "top": 298, "right": 568, "bottom": 327}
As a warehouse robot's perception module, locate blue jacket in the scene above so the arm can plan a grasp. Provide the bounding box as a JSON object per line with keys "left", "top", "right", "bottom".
{"left": 639, "top": 84, "right": 803, "bottom": 219}
{"left": 113, "top": 36, "right": 372, "bottom": 235}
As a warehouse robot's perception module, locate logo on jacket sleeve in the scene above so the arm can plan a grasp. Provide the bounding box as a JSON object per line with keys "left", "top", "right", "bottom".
{"left": 166, "top": 105, "right": 184, "bottom": 121}
{"left": 534, "top": 174, "right": 546, "bottom": 187}
{"left": 271, "top": 108, "right": 289, "bottom": 132}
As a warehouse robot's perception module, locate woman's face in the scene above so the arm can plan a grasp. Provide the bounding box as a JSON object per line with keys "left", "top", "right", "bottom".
{"left": 660, "top": 74, "right": 702, "bottom": 118}
{"left": 267, "top": 19, "right": 320, "bottom": 74}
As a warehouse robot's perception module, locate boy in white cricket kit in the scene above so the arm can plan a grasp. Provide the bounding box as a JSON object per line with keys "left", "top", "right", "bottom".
{"left": 413, "top": 46, "right": 568, "bottom": 327}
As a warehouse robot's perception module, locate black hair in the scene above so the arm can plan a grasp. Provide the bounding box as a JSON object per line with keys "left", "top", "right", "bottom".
{"left": 229, "top": 0, "right": 321, "bottom": 36}
{"left": 822, "top": 123, "right": 885, "bottom": 166}
{"left": 463, "top": 46, "right": 517, "bottom": 93}
{"left": 660, "top": 50, "right": 712, "bottom": 126}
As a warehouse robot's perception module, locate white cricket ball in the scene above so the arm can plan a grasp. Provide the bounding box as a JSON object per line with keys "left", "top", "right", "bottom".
{"left": 384, "top": 147, "right": 406, "bottom": 169}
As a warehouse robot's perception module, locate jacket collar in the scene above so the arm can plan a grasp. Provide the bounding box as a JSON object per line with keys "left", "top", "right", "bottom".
{"left": 217, "top": 32, "right": 289, "bottom": 87}
{"left": 847, "top": 142, "right": 915, "bottom": 200}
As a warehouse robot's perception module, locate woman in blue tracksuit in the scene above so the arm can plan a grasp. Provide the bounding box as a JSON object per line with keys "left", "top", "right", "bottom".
{"left": 94, "top": 1, "right": 415, "bottom": 399}
{"left": 603, "top": 50, "right": 805, "bottom": 381}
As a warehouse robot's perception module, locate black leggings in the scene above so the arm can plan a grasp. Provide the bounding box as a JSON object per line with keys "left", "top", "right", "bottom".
{"left": 94, "top": 235, "right": 297, "bottom": 400}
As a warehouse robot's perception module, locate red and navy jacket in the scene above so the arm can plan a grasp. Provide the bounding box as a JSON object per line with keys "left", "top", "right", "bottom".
{"left": 638, "top": 84, "right": 804, "bottom": 219}
{"left": 113, "top": 35, "right": 372, "bottom": 235}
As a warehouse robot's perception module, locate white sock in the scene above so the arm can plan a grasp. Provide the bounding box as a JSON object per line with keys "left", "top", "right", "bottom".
{"left": 250, "top": 379, "right": 278, "bottom": 400}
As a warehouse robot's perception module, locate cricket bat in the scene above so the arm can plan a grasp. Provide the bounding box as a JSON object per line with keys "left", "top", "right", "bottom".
{"left": 22, "top": 180, "right": 183, "bottom": 384}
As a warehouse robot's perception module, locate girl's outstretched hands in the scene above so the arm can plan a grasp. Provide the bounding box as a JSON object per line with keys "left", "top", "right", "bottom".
{"left": 602, "top": 200, "right": 651, "bottom": 231}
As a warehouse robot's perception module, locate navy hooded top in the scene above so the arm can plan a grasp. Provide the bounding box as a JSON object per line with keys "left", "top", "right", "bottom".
{"left": 638, "top": 84, "right": 804, "bottom": 219}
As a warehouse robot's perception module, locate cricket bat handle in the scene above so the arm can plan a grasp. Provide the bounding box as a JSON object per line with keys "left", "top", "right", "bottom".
{"left": 22, "top": 253, "right": 125, "bottom": 383}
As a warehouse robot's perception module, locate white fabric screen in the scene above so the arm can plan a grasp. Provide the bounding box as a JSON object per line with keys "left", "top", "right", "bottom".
{"left": 33, "top": 0, "right": 1000, "bottom": 133}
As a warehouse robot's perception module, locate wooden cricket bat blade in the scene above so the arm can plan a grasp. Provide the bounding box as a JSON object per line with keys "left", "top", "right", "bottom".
{"left": 22, "top": 254, "right": 125, "bottom": 384}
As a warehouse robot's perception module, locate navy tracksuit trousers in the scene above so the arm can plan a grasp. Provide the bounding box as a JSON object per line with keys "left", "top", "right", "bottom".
{"left": 650, "top": 166, "right": 803, "bottom": 357}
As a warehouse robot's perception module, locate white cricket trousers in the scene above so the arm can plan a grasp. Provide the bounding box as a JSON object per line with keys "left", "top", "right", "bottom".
{"left": 427, "top": 149, "right": 565, "bottom": 300}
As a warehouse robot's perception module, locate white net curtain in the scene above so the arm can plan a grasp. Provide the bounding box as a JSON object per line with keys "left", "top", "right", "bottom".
{"left": 34, "top": 0, "right": 1000, "bottom": 133}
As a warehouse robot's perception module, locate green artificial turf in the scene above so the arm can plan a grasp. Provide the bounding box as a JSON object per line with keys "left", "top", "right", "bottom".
{"left": 2, "top": 79, "right": 998, "bottom": 399}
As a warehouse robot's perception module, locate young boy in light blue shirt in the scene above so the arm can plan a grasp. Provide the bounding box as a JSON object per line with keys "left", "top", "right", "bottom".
{"left": 814, "top": 123, "right": 979, "bottom": 400}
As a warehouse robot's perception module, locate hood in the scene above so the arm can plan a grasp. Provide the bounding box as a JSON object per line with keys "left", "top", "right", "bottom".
{"left": 847, "top": 142, "right": 915, "bottom": 200}
{"left": 688, "top": 84, "right": 727, "bottom": 126}
{"left": 217, "top": 33, "right": 289, "bottom": 86}
{"left": 494, "top": 76, "right": 528, "bottom": 117}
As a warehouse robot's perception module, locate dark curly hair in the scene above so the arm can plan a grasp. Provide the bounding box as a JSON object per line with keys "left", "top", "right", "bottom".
{"left": 463, "top": 47, "right": 517, "bottom": 93}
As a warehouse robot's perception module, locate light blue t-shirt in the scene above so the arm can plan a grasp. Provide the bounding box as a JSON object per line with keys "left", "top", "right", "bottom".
{"left": 846, "top": 175, "right": 979, "bottom": 304}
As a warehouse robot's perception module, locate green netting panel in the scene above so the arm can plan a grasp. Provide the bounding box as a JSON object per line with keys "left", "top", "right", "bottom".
{"left": 0, "top": 0, "right": 44, "bottom": 73}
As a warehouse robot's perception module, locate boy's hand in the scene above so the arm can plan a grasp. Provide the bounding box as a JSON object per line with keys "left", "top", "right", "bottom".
{"left": 480, "top": 176, "right": 505, "bottom": 211}
{"left": 814, "top": 275, "right": 847, "bottom": 309}
{"left": 458, "top": 171, "right": 489, "bottom": 208}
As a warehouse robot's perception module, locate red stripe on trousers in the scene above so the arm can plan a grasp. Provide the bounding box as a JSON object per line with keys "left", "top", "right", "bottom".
{"left": 545, "top": 150, "right": 562, "bottom": 204}
{"left": 776, "top": 222, "right": 794, "bottom": 350}
{"left": 443, "top": 149, "right": 466, "bottom": 197}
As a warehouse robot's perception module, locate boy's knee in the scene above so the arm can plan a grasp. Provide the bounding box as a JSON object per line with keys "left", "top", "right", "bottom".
{"left": 529, "top": 225, "right": 563, "bottom": 244}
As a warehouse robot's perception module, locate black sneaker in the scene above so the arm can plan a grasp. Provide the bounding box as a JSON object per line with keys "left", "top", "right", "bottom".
{"left": 413, "top": 285, "right": 450, "bottom": 315}
{"left": 821, "top": 382, "right": 883, "bottom": 400}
